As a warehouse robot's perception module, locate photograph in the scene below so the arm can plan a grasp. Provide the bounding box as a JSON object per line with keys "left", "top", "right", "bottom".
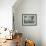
{"left": 22, "top": 14, "right": 37, "bottom": 26}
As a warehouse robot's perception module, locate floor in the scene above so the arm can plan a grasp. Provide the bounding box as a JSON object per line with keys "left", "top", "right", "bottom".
{"left": 0, "top": 39, "right": 16, "bottom": 46}
{"left": 0, "top": 39, "right": 24, "bottom": 46}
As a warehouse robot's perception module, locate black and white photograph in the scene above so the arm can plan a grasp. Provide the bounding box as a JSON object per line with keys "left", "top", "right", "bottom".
{"left": 22, "top": 14, "right": 37, "bottom": 26}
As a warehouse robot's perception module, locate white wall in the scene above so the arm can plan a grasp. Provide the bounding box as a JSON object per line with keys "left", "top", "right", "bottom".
{"left": 0, "top": 0, "right": 16, "bottom": 30}
{"left": 13, "top": 0, "right": 46, "bottom": 46}
{"left": 41, "top": 0, "right": 46, "bottom": 46}
{"left": 13, "top": 0, "right": 41, "bottom": 46}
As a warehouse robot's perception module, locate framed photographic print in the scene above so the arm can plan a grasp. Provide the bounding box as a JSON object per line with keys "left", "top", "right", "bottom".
{"left": 22, "top": 14, "right": 37, "bottom": 26}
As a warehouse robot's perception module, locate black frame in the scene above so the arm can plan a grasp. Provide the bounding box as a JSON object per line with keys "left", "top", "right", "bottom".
{"left": 22, "top": 14, "right": 37, "bottom": 26}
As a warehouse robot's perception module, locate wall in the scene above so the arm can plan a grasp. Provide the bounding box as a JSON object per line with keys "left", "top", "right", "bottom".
{"left": 41, "top": 0, "right": 46, "bottom": 46}
{"left": 0, "top": 0, "right": 16, "bottom": 30}
{"left": 13, "top": 0, "right": 41, "bottom": 46}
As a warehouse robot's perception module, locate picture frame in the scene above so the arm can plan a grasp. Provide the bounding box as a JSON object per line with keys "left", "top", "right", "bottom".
{"left": 22, "top": 14, "right": 37, "bottom": 26}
